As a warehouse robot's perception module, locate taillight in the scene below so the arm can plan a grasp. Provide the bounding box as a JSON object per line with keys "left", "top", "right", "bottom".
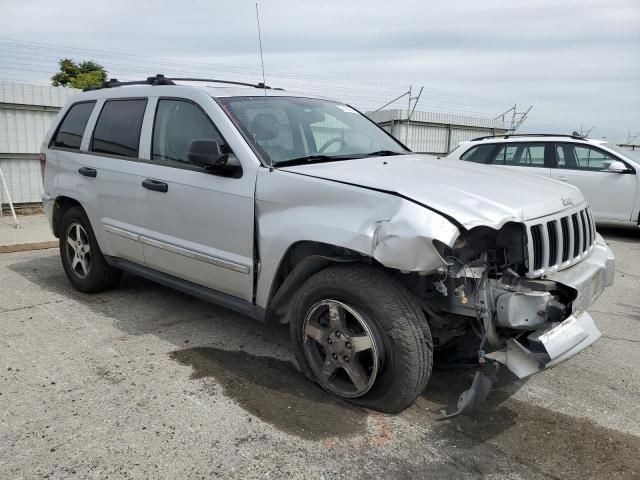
{"left": 39, "top": 153, "right": 46, "bottom": 183}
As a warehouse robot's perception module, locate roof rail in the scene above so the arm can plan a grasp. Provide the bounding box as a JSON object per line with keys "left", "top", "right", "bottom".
{"left": 83, "top": 74, "right": 279, "bottom": 92}
{"left": 471, "top": 133, "right": 588, "bottom": 141}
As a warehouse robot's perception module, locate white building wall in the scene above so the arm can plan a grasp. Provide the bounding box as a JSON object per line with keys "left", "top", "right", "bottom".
{"left": 0, "top": 81, "right": 79, "bottom": 205}
{"left": 370, "top": 109, "right": 508, "bottom": 155}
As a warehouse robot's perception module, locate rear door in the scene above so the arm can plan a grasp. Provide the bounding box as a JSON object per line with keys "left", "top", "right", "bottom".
{"left": 57, "top": 98, "right": 147, "bottom": 263}
{"left": 137, "top": 95, "right": 256, "bottom": 301}
{"left": 489, "top": 142, "right": 553, "bottom": 178}
{"left": 550, "top": 142, "right": 636, "bottom": 221}
{"left": 458, "top": 142, "right": 553, "bottom": 178}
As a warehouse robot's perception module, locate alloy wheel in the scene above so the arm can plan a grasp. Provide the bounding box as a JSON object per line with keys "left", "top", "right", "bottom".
{"left": 65, "top": 223, "right": 91, "bottom": 278}
{"left": 302, "top": 299, "right": 380, "bottom": 398}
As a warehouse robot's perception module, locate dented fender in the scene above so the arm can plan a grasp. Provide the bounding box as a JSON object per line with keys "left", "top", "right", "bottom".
{"left": 254, "top": 168, "right": 461, "bottom": 309}
{"left": 371, "top": 201, "right": 460, "bottom": 273}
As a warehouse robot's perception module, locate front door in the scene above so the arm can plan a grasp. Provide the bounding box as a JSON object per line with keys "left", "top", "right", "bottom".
{"left": 137, "top": 97, "right": 256, "bottom": 301}
{"left": 550, "top": 143, "right": 636, "bottom": 221}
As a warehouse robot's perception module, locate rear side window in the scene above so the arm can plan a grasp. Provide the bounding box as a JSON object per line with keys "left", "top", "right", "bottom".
{"left": 51, "top": 101, "right": 95, "bottom": 150}
{"left": 493, "top": 143, "right": 546, "bottom": 167}
{"left": 152, "top": 99, "right": 224, "bottom": 168}
{"left": 91, "top": 99, "right": 147, "bottom": 158}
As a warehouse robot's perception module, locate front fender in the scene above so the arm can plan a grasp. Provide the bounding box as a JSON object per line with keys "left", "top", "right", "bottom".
{"left": 254, "top": 168, "right": 460, "bottom": 308}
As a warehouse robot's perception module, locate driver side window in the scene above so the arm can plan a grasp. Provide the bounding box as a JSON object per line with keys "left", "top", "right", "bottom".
{"left": 152, "top": 99, "right": 224, "bottom": 169}
{"left": 555, "top": 143, "right": 619, "bottom": 171}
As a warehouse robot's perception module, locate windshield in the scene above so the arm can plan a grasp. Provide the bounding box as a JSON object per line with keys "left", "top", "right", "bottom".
{"left": 217, "top": 96, "right": 407, "bottom": 165}
{"left": 601, "top": 142, "right": 640, "bottom": 164}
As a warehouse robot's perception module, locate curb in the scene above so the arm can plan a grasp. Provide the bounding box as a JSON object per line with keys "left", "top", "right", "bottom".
{"left": 0, "top": 241, "right": 59, "bottom": 254}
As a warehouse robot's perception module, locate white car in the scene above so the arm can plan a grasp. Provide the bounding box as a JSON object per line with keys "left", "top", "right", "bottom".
{"left": 447, "top": 134, "right": 640, "bottom": 227}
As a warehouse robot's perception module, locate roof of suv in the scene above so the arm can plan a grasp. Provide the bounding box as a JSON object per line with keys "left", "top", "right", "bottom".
{"left": 70, "top": 83, "right": 334, "bottom": 102}
{"left": 71, "top": 75, "right": 335, "bottom": 102}
{"left": 465, "top": 134, "right": 607, "bottom": 146}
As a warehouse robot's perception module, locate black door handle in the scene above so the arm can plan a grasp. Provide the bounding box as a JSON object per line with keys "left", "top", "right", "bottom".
{"left": 142, "top": 178, "right": 168, "bottom": 193}
{"left": 78, "top": 167, "right": 97, "bottom": 178}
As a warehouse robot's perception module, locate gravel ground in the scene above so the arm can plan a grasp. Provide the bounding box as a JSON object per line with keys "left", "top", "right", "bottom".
{"left": 1, "top": 227, "right": 639, "bottom": 479}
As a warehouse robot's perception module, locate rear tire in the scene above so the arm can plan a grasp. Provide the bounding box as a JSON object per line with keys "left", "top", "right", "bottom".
{"left": 289, "top": 263, "right": 433, "bottom": 413}
{"left": 59, "top": 207, "right": 121, "bottom": 293}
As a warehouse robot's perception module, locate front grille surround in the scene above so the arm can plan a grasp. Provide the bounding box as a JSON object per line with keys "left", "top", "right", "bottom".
{"left": 524, "top": 203, "right": 596, "bottom": 278}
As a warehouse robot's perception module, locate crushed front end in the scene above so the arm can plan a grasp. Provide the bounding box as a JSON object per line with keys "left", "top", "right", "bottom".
{"left": 406, "top": 203, "right": 615, "bottom": 416}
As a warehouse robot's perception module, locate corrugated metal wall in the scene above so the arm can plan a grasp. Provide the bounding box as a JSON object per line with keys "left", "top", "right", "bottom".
{"left": 369, "top": 109, "right": 508, "bottom": 155}
{"left": 0, "top": 81, "right": 78, "bottom": 205}
{"left": 0, "top": 157, "right": 42, "bottom": 204}
{"left": 0, "top": 109, "right": 60, "bottom": 153}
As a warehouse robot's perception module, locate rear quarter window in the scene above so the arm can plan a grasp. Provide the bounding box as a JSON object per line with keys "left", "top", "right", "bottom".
{"left": 91, "top": 99, "right": 147, "bottom": 158}
{"left": 460, "top": 144, "right": 496, "bottom": 163}
{"left": 50, "top": 101, "right": 96, "bottom": 150}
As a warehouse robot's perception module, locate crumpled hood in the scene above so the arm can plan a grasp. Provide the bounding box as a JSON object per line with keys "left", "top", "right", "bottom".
{"left": 281, "top": 154, "right": 585, "bottom": 230}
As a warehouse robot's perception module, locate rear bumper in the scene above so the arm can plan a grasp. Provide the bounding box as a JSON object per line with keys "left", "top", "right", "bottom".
{"left": 42, "top": 194, "right": 55, "bottom": 236}
{"left": 487, "top": 233, "right": 614, "bottom": 379}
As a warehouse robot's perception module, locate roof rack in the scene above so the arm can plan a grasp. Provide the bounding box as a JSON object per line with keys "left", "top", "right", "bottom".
{"left": 471, "top": 133, "right": 588, "bottom": 141}
{"left": 83, "top": 74, "right": 279, "bottom": 92}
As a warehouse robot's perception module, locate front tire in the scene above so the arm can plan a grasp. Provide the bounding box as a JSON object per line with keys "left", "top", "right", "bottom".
{"left": 289, "top": 263, "right": 433, "bottom": 413}
{"left": 59, "top": 207, "right": 121, "bottom": 293}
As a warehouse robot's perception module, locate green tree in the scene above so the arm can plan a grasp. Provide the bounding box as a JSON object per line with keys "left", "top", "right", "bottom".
{"left": 51, "top": 59, "right": 107, "bottom": 89}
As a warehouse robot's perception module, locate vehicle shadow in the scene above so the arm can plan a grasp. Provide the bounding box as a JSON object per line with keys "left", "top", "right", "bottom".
{"left": 598, "top": 225, "right": 640, "bottom": 244}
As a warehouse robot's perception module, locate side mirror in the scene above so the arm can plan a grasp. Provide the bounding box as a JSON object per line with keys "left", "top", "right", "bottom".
{"left": 604, "top": 160, "right": 629, "bottom": 173}
{"left": 187, "top": 140, "right": 228, "bottom": 170}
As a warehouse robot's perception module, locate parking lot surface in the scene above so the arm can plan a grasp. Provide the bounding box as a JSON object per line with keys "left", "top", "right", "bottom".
{"left": 1, "top": 228, "right": 639, "bottom": 479}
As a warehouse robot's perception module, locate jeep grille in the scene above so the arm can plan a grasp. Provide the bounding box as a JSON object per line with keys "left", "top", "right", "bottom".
{"left": 525, "top": 204, "right": 596, "bottom": 278}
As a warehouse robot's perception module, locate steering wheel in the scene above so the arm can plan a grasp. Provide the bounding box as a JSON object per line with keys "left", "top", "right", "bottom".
{"left": 318, "top": 137, "right": 347, "bottom": 153}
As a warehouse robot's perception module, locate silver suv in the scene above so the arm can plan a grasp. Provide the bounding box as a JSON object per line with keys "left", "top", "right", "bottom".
{"left": 41, "top": 75, "right": 615, "bottom": 415}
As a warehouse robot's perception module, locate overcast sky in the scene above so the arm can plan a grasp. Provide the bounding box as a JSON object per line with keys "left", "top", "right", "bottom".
{"left": 1, "top": 0, "right": 638, "bottom": 141}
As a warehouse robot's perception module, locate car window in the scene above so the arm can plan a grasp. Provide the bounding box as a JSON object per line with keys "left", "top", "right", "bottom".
{"left": 152, "top": 99, "right": 225, "bottom": 168}
{"left": 555, "top": 143, "right": 619, "bottom": 171}
{"left": 91, "top": 99, "right": 147, "bottom": 158}
{"left": 459, "top": 144, "right": 496, "bottom": 163}
{"left": 51, "top": 101, "right": 96, "bottom": 150}
{"left": 492, "top": 143, "right": 546, "bottom": 167}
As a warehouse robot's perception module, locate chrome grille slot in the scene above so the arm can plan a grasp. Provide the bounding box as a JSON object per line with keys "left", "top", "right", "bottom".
{"left": 525, "top": 204, "right": 596, "bottom": 278}
{"left": 547, "top": 221, "right": 558, "bottom": 267}
{"left": 571, "top": 213, "right": 580, "bottom": 257}
{"left": 560, "top": 217, "right": 570, "bottom": 262}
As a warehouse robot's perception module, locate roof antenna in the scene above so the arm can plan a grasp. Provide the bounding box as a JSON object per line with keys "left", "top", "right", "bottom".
{"left": 255, "top": 3, "right": 267, "bottom": 90}
{"left": 255, "top": 2, "right": 273, "bottom": 171}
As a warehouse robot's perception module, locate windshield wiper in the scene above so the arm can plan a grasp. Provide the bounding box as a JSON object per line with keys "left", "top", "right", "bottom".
{"left": 275, "top": 154, "right": 358, "bottom": 168}
{"left": 275, "top": 150, "right": 407, "bottom": 168}
{"left": 361, "top": 150, "right": 407, "bottom": 157}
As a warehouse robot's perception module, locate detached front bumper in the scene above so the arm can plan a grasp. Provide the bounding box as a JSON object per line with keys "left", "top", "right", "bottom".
{"left": 444, "top": 235, "right": 614, "bottom": 418}
{"left": 487, "top": 233, "right": 614, "bottom": 379}
{"left": 486, "top": 310, "right": 601, "bottom": 378}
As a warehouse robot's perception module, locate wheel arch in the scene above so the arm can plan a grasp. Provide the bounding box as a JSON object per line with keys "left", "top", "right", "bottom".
{"left": 52, "top": 196, "right": 84, "bottom": 238}
{"left": 265, "top": 240, "right": 369, "bottom": 324}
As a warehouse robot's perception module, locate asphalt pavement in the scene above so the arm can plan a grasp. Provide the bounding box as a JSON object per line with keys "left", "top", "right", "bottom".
{"left": 0, "top": 227, "right": 639, "bottom": 479}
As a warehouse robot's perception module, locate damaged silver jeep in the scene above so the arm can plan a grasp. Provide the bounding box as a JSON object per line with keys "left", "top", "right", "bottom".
{"left": 42, "top": 78, "right": 615, "bottom": 415}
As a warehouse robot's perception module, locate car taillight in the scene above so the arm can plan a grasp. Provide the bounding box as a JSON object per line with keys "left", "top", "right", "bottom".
{"left": 39, "top": 153, "right": 46, "bottom": 183}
